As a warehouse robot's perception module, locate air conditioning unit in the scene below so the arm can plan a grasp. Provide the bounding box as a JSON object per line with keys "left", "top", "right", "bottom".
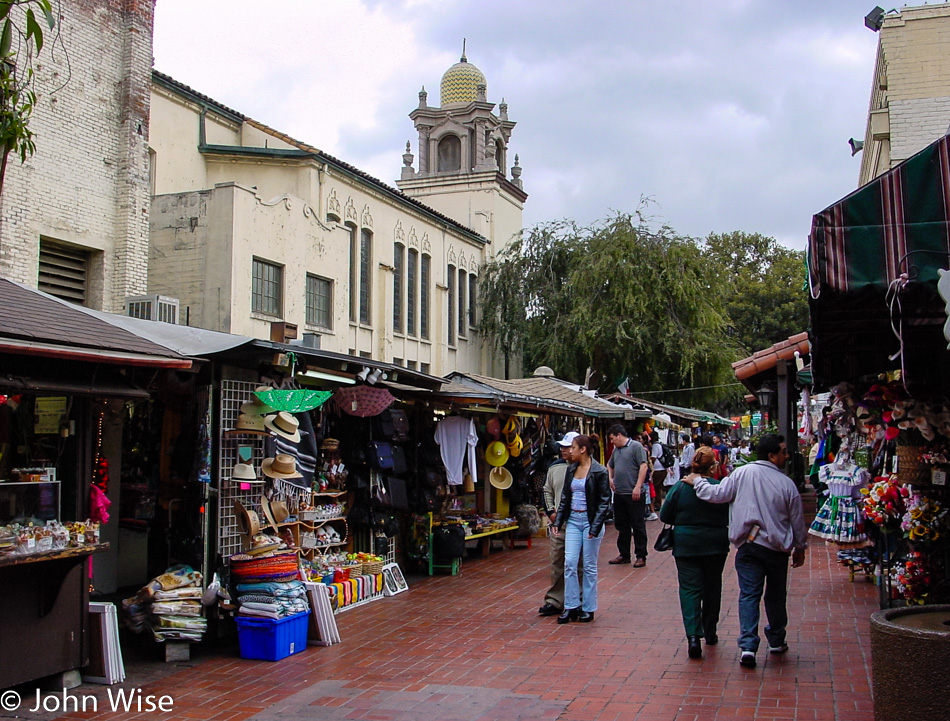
{"left": 125, "top": 295, "right": 180, "bottom": 324}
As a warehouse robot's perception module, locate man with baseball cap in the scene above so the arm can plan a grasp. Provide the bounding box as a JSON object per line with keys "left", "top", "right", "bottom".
{"left": 538, "top": 431, "right": 580, "bottom": 616}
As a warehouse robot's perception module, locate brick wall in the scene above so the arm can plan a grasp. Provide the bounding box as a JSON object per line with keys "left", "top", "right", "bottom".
{"left": 0, "top": 0, "right": 154, "bottom": 311}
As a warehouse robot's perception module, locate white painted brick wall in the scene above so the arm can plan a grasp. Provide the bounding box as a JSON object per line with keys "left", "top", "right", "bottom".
{"left": 0, "top": 0, "right": 153, "bottom": 311}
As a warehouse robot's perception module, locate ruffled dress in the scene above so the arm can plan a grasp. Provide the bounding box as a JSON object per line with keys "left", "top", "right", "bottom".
{"left": 809, "top": 463, "right": 872, "bottom": 547}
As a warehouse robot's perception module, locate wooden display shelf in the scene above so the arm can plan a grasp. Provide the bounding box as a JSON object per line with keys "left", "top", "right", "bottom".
{"left": 0, "top": 541, "right": 109, "bottom": 568}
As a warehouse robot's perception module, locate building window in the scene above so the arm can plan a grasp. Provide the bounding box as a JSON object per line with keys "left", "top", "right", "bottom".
{"left": 468, "top": 274, "right": 477, "bottom": 327}
{"left": 447, "top": 264, "right": 456, "bottom": 346}
{"left": 407, "top": 360, "right": 417, "bottom": 370}
{"left": 347, "top": 223, "right": 357, "bottom": 322}
{"left": 252, "top": 258, "right": 282, "bottom": 316}
{"left": 38, "top": 239, "right": 89, "bottom": 304}
{"left": 457, "top": 268, "right": 467, "bottom": 338}
{"left": 437, "top": 135, "right": 461, "bottom": 172}
{"left": 393, "top": 357, "right": 404, "bottom": 367}
{"left": 421, "top": 253, "right": 431, "bottom": 340}
{"left": 359, "top": 228, "right": 372, "bottom": 325}
{"left": 407, "top": 248, "right": 418, "bottom": 336}
{"left": 393, "top": 243, "right": 404, "bottom": 333}
{"left": 306, "top": 274, "right": 332, "bottom": 329}
{"left": 421, "top": 362, "right": 430, "bottom": 375}
{"left": 327, "top": 212, "right": 341, "bottom": 224}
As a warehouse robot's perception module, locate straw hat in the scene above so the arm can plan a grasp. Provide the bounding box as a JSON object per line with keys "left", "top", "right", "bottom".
{"left": 320, "top": 438, "right": 340, "bottom": 451}
{"left": 489, "top": 466, "right": 513, "bottom": 490}
{"left": 261, "top": 453, "right": 303, "bottom": 479}
{"left": 231, "top": 462, "right": 260, "bottom": 482}
{"left": 235, "top": 413, "right": 265, "bottom": 432}
{"left": 259, "top": 493, "right": 290, "bottom": 530}
{"left": 234, "top": 500, "right": 261, "bottom": 550}
{"left": 485, "top": 441, "right": 509, "bottom": 467}
{"left": 263, "top": 412, "right": 301, "bottom": 442}
{"left": 241, "top": 386, "right": 276, "bottom": 415}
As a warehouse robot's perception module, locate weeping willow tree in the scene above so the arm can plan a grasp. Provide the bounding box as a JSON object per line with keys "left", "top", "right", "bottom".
{"left": 479, "top": 209, "right": 741, "bottom": 406}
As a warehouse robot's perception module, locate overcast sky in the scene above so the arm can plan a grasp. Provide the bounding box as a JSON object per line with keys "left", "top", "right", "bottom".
{"left": 152, "top": 0, "right": 892, "bottom": 250}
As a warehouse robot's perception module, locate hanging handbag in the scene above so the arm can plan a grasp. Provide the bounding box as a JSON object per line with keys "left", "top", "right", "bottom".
{"left": 390, "top": 409, "right": 410, "bottom": 441}
{"left": 654, "top": 524, "right": 674, "bottom": 552}
{"left": 391, "top": 445, "right": 408, "bottom": 475}
{"left": 369, "top": 441, "right": 394, "bottom": 470}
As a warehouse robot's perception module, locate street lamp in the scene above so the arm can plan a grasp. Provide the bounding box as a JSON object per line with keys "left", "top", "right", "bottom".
{"left": 755, "top": 383, "right": 776, "bottom": 409}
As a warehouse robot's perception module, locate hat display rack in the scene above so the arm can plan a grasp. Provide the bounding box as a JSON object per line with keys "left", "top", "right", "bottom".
{"left": 217, "top": 380, "right": 346, "bottom": 562}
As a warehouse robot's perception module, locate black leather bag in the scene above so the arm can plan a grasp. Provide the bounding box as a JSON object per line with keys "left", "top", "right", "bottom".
{"left": 654, "top": 524, "right": 674, "bottom": 552}
{"left": 385, "top": 476, "right": 410, "bottom": 511}
{"left": 432, "top": 524, "right": 466, "bottom": 559}
{"left": 390, "top": 409, "right": 410, "bottom": 441}
{"left": 376, "top": 411, "right": 395, "bottom": 439}
{"left": 391, "top": 445, "right": 408, "bottom": 475}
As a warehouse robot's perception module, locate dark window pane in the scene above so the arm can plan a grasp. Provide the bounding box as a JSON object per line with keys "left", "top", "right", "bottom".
{"left": 468, "top": 274, "right": 477, "bottom": 326}
{"left": 252, "top": 258, "right": 282, "bottom": 316}
{"left": 447, "top": 264, "right": 456, "bottom": 346}
{"left": 347, "top": 224, "right": 357, "bottom": 322}
{"left": 306, "top": 274, "right": 332, "bottom": 328}
{"left": 458, "top": 269, "right": 466, "bottom": 338}
{"left": 393, "top": 243, "right": 404, "bottom": 332}
{"left": 360, "top": 229, "right": 372, "bottom": 325}
{"left": 421, "top": 254, "right": 430, "bottom": 339}
{"left": 407, "top": 249, "right": 418, "bottom": 336}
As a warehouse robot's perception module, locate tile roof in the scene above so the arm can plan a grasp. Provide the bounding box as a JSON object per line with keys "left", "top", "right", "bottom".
{"left": 0, "top": 278, "right": 188, "bottom": 360}
{"left": 732, "top": 332, "right": 810, "bottom": 384}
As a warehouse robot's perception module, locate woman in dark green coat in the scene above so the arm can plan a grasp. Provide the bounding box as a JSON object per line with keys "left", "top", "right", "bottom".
{"left": 659, "top": 445, "right": 730, "bottom": 660}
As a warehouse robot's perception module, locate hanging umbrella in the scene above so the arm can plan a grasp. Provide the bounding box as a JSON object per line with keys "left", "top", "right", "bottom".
{"left": 254, "top": 388, "right": 333, "bottom": 413}
{"left": 331, "top": 386, "right": 395, "bottom": 417}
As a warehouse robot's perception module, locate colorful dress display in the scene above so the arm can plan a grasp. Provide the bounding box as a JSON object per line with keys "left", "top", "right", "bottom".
{"left": 809, "top": 462, "right": 871, "bottom": 547}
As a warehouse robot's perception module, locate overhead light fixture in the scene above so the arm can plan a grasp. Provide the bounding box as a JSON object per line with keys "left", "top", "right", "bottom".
{"left": 367, "top": 368, "right": 387, "bottom": 385}
{"left": 849, "top": 138, "right": 865, "bottom": 156}
{"left": 297, "top": 370, "right": 355, "bottom": 385}
{"left": 356, "top": 367, "right": 370, "bottom": 382}
{"left": 755, "top": 383, "right": 777, "bottom": 409}
{"left": 865, "top": 6, "right": 885, "bottom": 32}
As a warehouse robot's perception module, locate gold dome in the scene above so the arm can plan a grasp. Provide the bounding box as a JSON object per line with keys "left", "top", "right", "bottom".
{"left": 440, "top": 56, "right": 486, "bottom": 106}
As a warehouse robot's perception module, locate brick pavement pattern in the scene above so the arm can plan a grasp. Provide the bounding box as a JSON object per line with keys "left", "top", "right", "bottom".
{"left": 36, "top": 523, "right": 877, "bottom": 721}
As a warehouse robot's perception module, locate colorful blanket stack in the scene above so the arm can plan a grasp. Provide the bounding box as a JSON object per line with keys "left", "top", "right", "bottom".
{"left": 327, "top": 573, "right": 384, "bottom": 611}
{"left": 121, "top": 566, "right": 208, "bottom": 642}
{"left": 230, "top": 551, "right": 309, "bottom": 620}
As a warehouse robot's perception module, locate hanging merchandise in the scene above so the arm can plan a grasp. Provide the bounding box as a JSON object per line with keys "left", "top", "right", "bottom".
{"left": 434, "top": 415, "right": 478, "bottom": 486}
{"left": 809, "top": 449, "right": 872, "bottom": 547}
{"left": 254, "top": 388, "right": 332, "bottom": 413}
{"left": 331, "top": 386, "right": 395, "bottom": 418}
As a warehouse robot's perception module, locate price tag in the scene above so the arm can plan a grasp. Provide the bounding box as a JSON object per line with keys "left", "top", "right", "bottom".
{"left": 932, "top": 469, "right": 946, "bottom": 486}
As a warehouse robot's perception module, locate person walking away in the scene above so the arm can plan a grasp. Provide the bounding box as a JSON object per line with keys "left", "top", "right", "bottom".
{"left": 659, "top": 447, "right": 729, "bottom": 659}
{"left": 605, "top": 424, "right": 650, "bottom": 568}
{"left": 538, "top": 431, "right": 580, "bottom": 616}
{"left": 552, "top": 434, "right": 611, "bottom": 623}
{"left": 648, "top": 431, "right": 666, "bottom": 518}
{"left": 683, "top": 434, "right": 807, "bottom": 669}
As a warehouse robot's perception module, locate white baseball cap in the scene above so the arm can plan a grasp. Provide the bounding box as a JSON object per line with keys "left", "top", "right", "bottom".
{"left": 557, "top": 431, "right": 580, "bottom": 447}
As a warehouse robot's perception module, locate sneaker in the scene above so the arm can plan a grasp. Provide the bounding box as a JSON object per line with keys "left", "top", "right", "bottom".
{"left": 768, "top": 643, "right": 789, "bottom": 654}
{"left": 645, "top": 513, "right": 659, "bottom": 521}
{"left": 739, "top": 651, "right": 756, "bottom": 668}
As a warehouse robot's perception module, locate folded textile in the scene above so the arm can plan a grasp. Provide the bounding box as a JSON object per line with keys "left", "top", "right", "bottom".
{"left": 237, "top": 607, "right": 283, "bottom": 620}
{"left": 151, "top": 601, "right": 202, "bottom": 616}
{"left": 153, "top": 588, "right": 203, "bottom": 600}
{"left": 240, "top": 601, "right": 281, "bottom": 613}
{"left": 235, "top": 580, "right": 307, "bottom": 598}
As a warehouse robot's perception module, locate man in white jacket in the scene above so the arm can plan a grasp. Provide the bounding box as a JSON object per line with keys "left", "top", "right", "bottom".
{"left": 683, "top": 434, "right": 807, "bottom": 669}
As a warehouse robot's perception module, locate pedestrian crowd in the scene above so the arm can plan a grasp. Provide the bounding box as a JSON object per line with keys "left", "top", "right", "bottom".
{"left": 537, "top": 429, "right": 807, "bottom": 671}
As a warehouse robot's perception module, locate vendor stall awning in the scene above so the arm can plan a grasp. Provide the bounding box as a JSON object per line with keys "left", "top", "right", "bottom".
{"left": 808, "top": 133, "right": 950, "bottom": 391}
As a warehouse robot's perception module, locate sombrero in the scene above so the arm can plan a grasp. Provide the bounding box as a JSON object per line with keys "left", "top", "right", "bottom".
{"left": 489, "top": 466, "right": 513, "bottom": 490}
{"left": 235, "top": 413, "right": 265, "bottom": 432}
{"left": 485, "top": 441, "right": 509, "bottom": 467}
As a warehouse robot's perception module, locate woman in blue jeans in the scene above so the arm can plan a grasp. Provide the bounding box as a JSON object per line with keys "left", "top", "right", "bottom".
{"left": 552, "top": 434, "right": 611, "bottom": 624}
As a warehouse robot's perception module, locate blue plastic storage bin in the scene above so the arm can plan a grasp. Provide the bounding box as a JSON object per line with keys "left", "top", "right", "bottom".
{"left": 235, "top": 611, "right": 309, "bottom": 661}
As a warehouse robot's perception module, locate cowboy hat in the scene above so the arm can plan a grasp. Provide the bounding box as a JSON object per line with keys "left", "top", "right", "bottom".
{"left": 241, "top": 386, "right": 277, "bottom": 414}
{"left": 485, "top": 441, "right": 509, "bottom": 467}
{"left": 235, "top": 413, "right": 265, "bottom": 432}
{"left": 231, "top": 462, "right": 260, "bottom": 482}
{"left": 263, "top": 411, "right": 302, "bottom": 442}
{"left": 259, "top": 493, "right": 290, "bottom": 530}
{"left": 261, "top": 454, "right": 303, "bottom": 479}
{"left": 234, "top": 500, "right": 261, "bottom": 550}
{"left": 489, "top": 466, "right": 513, "bottom": 490}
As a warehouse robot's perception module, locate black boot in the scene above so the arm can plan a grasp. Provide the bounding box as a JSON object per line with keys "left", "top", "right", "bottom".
{"left": 687, "top": 636, "right": 702, "bottom": 659}
{"left": 557, "top": 608, "right": 575, "bottom": 624}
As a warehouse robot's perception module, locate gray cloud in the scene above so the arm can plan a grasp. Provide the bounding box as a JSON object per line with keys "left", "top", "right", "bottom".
{"left": 154, "top": 0, "right": 885, "bottom": 249}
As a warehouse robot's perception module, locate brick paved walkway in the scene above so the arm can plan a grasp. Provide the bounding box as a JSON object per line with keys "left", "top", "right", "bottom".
{"left": 34, "top": 522, "right": 878, "bottom": 721}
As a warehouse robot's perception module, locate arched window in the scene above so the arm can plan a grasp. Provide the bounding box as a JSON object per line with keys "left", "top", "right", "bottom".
{"left": 346, "top": 222, "right": 357, "bottom": 322}
{"left": 393, "top": 242, "right": 405, "bottom": 333}
{"left": 359, "top": 228, "right": 372, "bottom": 325}
{"left": 494, "top": 140, "right": 505, "bottom": 172}
{"left": 447, "top": 263, "right": 456, "bottom": 346}
{"left": 420, "top": 253, "right": 431, "bottom": 340}
{"left": 457, "top": 268, "right": 467, "bottom": 338}
{"left": 407, "top": 248, "right": 418, "bottom": 336}
{"left": 437, "top": 135, "right": 461, "bottom": 172}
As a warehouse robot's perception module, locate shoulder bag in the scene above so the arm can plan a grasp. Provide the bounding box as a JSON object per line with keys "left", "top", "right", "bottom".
{"left": 654, "top": 524, "right": 674, "bottom": 552}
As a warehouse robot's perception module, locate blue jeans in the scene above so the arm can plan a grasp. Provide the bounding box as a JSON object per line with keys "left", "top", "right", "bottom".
{"left": 735, "top": 542, "right": 790, "bottom": 652}
{"left": 564, "top": 511, "right": 604, "bottom": 612}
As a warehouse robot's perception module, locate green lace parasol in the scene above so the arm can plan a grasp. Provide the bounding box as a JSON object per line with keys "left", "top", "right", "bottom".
{"left": 253, "top": 388, "right": 333, "bottom": 413}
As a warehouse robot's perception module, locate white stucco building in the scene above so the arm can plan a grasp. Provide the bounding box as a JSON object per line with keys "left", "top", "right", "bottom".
{"left": 859, "top": 3, "right": 950, "bottom": 185}
{"left": 148, "top": 52, "right": 525, "bottom": 377}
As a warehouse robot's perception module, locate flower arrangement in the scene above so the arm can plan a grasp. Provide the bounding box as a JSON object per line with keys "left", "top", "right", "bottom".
{"left": 892, "top": 551, "right": 931, "bottom": 604}
{"left": 919, "top": 442, "right": 950, "bottom": 466}
{"left": 861, "top": 475, "right": 909, "bottom": 529}
{"left": 900, "top": 491, "right": 946, "bottom": 543}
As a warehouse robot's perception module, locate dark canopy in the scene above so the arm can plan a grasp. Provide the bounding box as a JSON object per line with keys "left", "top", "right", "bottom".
{"left": 808, "top": 134, "right": 950, "bottom": 392}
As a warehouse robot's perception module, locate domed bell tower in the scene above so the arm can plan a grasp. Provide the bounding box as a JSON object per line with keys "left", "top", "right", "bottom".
{"left": 397, "top": 43, "right": 526, "bottom": 250}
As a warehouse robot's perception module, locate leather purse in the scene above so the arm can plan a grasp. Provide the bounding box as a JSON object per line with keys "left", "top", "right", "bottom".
{"left": 654, "top": 524, "right": 674, "bottom": 552}
{"left": 391, "top": 445, "right": 408, "bottom": 475}
{"left": 369, "top": 441, "right": 394, "bottom": 470}
{"left": 390, "top": 409, "right": 410, "bottom": 441}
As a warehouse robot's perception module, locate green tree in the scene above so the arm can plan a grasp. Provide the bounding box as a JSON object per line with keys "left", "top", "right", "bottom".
{"left": 0, "top": 0, "right": 56, "bottom": 194}
{"left": 702, "top": 231, "right": 809, "bottom": 355}
{"left": 480, "top": 210, "right": 740, "bottom": 406}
